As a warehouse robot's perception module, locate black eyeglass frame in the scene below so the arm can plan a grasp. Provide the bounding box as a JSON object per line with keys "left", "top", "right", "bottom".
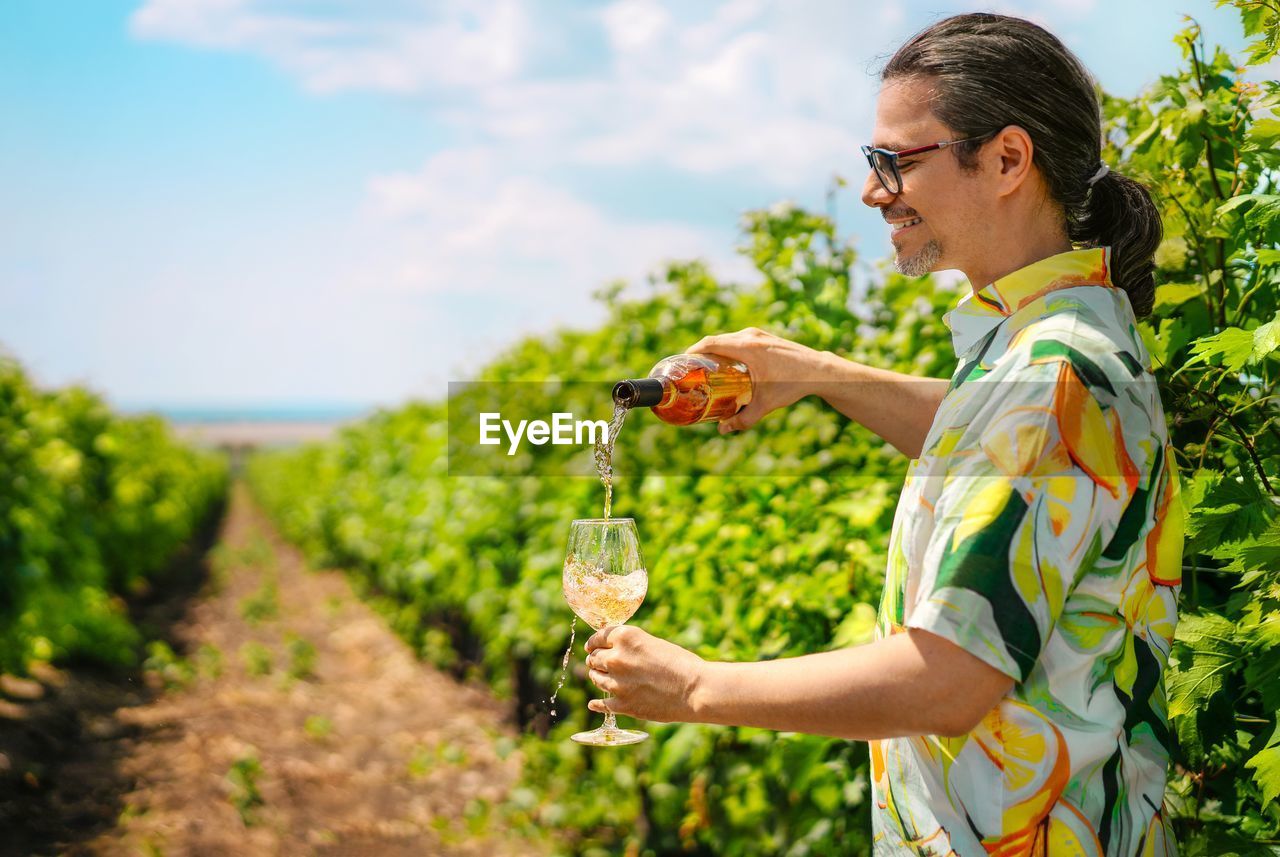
{"left": 860, "top": 132, "right": 997, "bottom": 195}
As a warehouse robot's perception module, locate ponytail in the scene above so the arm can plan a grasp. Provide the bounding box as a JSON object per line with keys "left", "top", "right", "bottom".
{"left": 1069, "top": 169, "right": 1162, "bottom": 319}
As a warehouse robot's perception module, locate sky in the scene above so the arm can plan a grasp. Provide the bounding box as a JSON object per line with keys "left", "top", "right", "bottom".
{"left": 0, "top": 0, "right": 1258, "bottom": 410}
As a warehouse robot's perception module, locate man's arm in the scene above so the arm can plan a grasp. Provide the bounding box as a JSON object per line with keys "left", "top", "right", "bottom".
{"left": 689, "top": 628, "right": 1014, "bottom": 740}
{"left": 585, "top": 623, "right": 1014, "bottom": 739}
{"left": 686, "top": 329, "right": 948, "bottom": 459}
{"left": 808, "top": 351, "right": 949, "bottom": 460}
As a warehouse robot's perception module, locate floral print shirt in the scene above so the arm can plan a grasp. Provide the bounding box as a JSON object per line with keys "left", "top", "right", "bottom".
{"left": 871, "top": 247, "right": 1183, "bottom": 856}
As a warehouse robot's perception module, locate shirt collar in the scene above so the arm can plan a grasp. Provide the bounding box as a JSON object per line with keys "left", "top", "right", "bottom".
{"left": 942, "top": 246, "right": 1115, "bottom": 357}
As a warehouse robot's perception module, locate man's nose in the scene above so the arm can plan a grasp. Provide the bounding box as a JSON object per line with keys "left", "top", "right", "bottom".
{"left": 861, "top": 169, "right": 895, "bottom": 208}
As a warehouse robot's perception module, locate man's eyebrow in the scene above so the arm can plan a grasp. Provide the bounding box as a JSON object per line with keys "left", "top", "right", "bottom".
{"left": 871, "top": 140, "right": 912, "bottom": 151}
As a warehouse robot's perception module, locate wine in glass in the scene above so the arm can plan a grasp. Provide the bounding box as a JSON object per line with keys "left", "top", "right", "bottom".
{"left": 562, "top": 518, "right": 649, "bottom": 746}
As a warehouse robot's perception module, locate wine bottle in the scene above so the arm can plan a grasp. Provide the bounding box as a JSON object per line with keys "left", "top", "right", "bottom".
{"left": 612, "top": 353, "right": 752, "bottom": 426}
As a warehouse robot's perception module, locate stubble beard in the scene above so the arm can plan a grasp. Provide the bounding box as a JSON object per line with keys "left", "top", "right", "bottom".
{"left": 893, "top": 238, "right": 942, "bottom": 278}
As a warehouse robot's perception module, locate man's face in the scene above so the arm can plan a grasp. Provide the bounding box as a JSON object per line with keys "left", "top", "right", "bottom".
{"left": 861, "top": 76, "right": 985, "bottom": 277}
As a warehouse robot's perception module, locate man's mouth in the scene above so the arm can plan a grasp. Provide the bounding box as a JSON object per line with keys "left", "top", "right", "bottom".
{"left": 890, "top": 217, "right": 923, "bottom": 232}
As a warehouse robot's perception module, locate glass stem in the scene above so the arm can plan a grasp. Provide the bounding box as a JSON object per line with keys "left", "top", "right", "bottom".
{"left": 602, "top": 691, "right": 618, "bottom": 731}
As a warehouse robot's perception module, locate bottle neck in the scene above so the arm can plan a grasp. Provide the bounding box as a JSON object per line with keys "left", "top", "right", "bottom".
{"left": 612, "top": 377, "right": 669, "bottom": 409}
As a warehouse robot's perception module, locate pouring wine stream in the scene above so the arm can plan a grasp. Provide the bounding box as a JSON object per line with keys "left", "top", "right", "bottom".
{"left": 547, "top": 397, "right": 631, "bottom": 717}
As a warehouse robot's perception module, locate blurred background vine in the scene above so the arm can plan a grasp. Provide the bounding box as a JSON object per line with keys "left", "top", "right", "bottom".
{"left": 1, "top": 357, "right": 228, "bottom": 675}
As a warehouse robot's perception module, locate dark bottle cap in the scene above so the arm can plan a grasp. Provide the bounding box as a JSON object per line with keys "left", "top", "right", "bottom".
{"left": 613, "top": 378, "right": 664, "bottom": 408}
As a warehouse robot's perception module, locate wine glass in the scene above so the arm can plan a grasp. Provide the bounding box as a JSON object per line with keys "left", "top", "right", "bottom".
{"left": 562, "top": 518, "right": 649, "bottom": 746}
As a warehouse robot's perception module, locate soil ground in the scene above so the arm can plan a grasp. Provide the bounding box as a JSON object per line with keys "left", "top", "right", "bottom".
{"left": 0, "top": 481, "right": 543, "bottom": 856}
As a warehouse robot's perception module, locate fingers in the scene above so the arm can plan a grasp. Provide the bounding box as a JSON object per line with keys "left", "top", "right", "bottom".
{"left": 587, "top": 698, "right": 614, "bottom": 714}
{"left": 717, "top": 401, "right": 763, "bottom": 434}
{"left": 584, "top": 625, "right": 618, "bottom": 654}
{"left": 684, "top": 334, "right": 723, "bottom": 355}
{"left": 588, "top": 667, "right": 617, "bottom": 694}
{"left": 721, "top": 406, "right": 757, "bottom": 432}
{"left": 686, "top": 327, "right": 767, "bottom": 360}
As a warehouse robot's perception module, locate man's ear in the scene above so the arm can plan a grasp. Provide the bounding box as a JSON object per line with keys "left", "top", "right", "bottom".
{"left": 991, "top": 124, "right": 1035, "bottom": 197}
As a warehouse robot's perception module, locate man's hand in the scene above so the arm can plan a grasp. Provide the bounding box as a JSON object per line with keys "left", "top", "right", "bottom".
{"left": 688, "top": 327, "right": 948, "bottom": 457}
{"left": 686, "top": 328, "right": 825, "bottom": 434}
{"left": 583, "top": 625, "right": 707, "bottom": 723}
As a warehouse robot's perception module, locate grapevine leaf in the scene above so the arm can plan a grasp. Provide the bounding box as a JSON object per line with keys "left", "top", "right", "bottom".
{"left": 1186, "top": 326, "right": 1254, "bottom": 372}
{"left": 1245, "top": 645, "right": 1280, "bottom": 712}
{"left": 1167, "top": 611, "right": 1239, "bottom": 715}
{"left": 1168, "top": 611, "right": 1241, "bottom": 765}
{"left": 1214, "top": 194, "right": 1280, "bottom": 245}
{"left": 1217, "top": 194, "right": 1259, "bottom": 220}
{"left": 1209, "top": 525, "right": 1280, "bottom": 574}
{"left": 1142, "top": 316, "right": 1195, "bottom": 367}
{"left": 1184, "top": 311, "right": 1280, "bottom": 372}
{"left": 1153, "top": 282, "right": 1205, "bottom": 313}
{"left": 1245, "top": 721, "right": 1280, "bottom": 809}
{"left": 1129, "top": 116, "right": 1163, "bottom": 150}
{"left": 1248, "top": 195, "right": 1280, "bottom": 243}
{"left": 1240, "top": 598, "right": 1280, "bottom": 710}
{"left": 1227, "top": 0, "right": 1270, "bottom": 39}
{"left": 1181, "top": 467, "right": 1221, "bottom": 509}
{"left": 1251, "top": 310, "right": 1280, "bottom": 363}
{"left": 1249, "top": 118, "right": 1280, "bottom": 149}
{"left": 1185, "top": 470, "right": 1278, "bottom": 553}
{"left": 1247, "top": 31, "right": 1280, "bottom": 67}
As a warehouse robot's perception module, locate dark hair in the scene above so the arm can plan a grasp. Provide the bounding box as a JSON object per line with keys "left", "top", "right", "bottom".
{"left": 881, "top": 13, "right": 1161, "bottom": 318}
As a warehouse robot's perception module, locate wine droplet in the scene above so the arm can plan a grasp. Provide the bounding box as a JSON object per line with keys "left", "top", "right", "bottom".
{"left": 548, "top": 617, "right": 577, "bottom": 713}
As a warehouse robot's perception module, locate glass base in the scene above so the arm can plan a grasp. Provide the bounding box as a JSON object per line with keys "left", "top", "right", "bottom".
{"left": 570, "top": 726, "right": 649, "bottom": 746}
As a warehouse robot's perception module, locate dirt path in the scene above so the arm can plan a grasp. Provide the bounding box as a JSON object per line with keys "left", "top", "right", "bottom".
{"left": 0, "top": 481, "right": 541, "bottom": 856}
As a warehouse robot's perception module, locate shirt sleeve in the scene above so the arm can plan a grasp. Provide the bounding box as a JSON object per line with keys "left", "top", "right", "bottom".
{"left": 905, "top": 356, "right": 1140, "bottom": 684}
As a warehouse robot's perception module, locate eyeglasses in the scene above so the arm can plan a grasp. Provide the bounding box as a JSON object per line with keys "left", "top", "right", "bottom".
{"left": 861, "top": 132, "right": 996, "bottom": 195}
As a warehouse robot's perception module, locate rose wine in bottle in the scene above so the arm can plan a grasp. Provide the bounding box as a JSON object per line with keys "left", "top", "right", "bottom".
{"left": 612, "top": 353, "right": 752, "bottom": 426}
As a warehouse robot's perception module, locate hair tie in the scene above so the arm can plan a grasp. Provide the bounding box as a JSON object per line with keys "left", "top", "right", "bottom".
{"left": 1087, "top": 162, "right": 1110, "bottom": 187}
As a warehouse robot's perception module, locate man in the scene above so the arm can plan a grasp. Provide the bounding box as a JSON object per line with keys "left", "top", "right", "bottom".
{"left": 583, "top": 13, "right": 1182, "bottom": 855}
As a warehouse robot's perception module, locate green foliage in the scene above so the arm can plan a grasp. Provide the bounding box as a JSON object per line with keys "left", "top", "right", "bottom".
{"left": 1248, "top": 721, "right": 1280, "bottom": 810}
{"left": 0, "top": 357, "right": 228, "bottom": 674}
{"left": 1167, "top": 611, "right": 1241, "bottom": 763}
{"left": 142, "top": 639, "right": 197, "bottom": 691}
{"left": 408, "top": 740, "right": 470, "bottom": 779}
{"left": 225, "top": 751, "right": 265, "bottom": 825}
{"left": 303, "top": 714, "right": 333, "bottom": 741}
{"left": 1109, "top": 3, "right": 1280, "bottom": 846}
{"left": 238, "top": 570, "right": 279, "bottom": 626}
{"left": 1225, "top": 0, "right": 1280, "bottom": 65}
{"left": 239, "top": 641, "right": 273, "bottom": 677}
{"left": 407, "top": 744, "right": 435, "bottom": 778}
{"left": 195, "top": 642, "right": 224, "bottom": 680}
{"left": 284, "top": 632, "right": 317, "bottom": 680}
{"left": 249, "top": 5, "right": 1280, "bottom": 852}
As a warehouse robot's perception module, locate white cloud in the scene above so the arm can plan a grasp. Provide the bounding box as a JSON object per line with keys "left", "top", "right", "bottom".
{"left": 599, "top": 0, "right": 671, "bottom": 54}
{"left": 131, "top": 0, "right": 532, "bottom": 94}
{"left": 130, "top": 0, "right": 889, "bottom": 185}
{"left": 261, "top": 146, "right": 756, "bottom": 391}
{"left": 353, "top": 147, "right": 754, "bottom": 302}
